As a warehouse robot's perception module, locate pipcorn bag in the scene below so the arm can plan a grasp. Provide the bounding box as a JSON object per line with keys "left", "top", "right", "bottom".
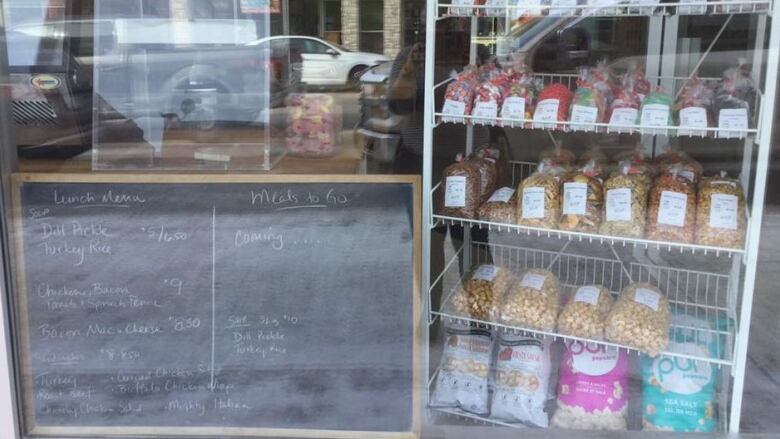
{"left": 641, "top": 314, "right": 719, "bottom": 432}
{"left": 552, "top": 341, "right": 629, "bottom": 430}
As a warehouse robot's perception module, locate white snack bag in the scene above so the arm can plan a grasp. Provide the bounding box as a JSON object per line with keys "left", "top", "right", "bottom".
{"left": 431, "top": 325, "right": 494, "bottom": 415}
{"left": 491, "top": 334, "right": 553, "bottom": 426}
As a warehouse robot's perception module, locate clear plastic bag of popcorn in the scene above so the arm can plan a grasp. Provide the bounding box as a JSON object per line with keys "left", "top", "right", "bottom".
{"left": 552, "top": 341, "right": 629, "bottom": 430}
{"left": 479, "top": 187, "right": 517, "bottom": 224}
{"left": 517, "top": 161, "right": 565, "bottom": 230}
{"left": 491, "top": 334, "right": 553, "bottom": 426}
{"left": 447, "top": 264, "right": 515, "bottom": 321}
{"left": 500, "top": 269, "right": 561, "bottom": 331}
{"left": 646, "top": 169, "right": 697, "bottom": 244}
{"left": 440, "top": 154, "right": 482, "bottom": 219}
{"left": 695, "top": 174, "right": 747, "bottom": 249}
{"left": 600, "top": 162, "right": 650, "bottom": 238}
{"left": 557, "top": 285, "right": 613, "bottom": 340}
{"left": 605, "top": 283, "right": 670, "bottom": 356}
{"left": 431, "top": 324, "right": 494, "bottom": 415}
{"left": 559, "top": 161, "right": 604, "bottom": 233}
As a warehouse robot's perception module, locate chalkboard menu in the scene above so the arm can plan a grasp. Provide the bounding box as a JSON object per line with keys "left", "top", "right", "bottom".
{"left": 12, "top": 174, "right": 420, "bottom": 438}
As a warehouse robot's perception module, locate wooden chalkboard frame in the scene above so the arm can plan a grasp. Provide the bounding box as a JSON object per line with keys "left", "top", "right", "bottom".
{"left": 11, "top": 173, "right": 422, "bottom": 439}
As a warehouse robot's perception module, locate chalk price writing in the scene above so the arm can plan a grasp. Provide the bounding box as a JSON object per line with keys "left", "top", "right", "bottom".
{"left": 163, "top": 278, "right": 184, "bottom": 295}
{"left": 141, "top": 225, "right": 188, "bottom": 243}
{"left": 169, "top": 316, "right": 201, "bottom": 332}
{"left": 99, "top": 348, "right": 141, "bottom": 362}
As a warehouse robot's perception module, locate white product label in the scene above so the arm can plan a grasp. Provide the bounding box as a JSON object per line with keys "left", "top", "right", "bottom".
{"left": 562, "top": 182, "right": 588, "bottom": 215}
{"left": 488, "top": 187, "right": 515, "bottom": 203}
{"left": 679, "top": 170, "right": 695, "bottom": 183}
{"left": 657, "top": 191, "right": 688, "bottom": 227}
{"left": 484, "top": 0, "right": 506, "bottom": 16}
{"left": 574, "top": 286, "right": 601, "bottom": 306}
{"left": 549, "top": 0, "right": 578, "bottom": 15}
{"left": 717, "top": 108, "right": 748, "bottom": 138}
{"left": 444, "top": 176, "right": 467, "bottom": 208}
{"left": 569, "top": 104, "right": 599, "bottom": 131}
{"left": 521, "top": 187, "right": 546, "bottom": 219}
{"left": 606, "top": 188, "right": 632, "bottom": 222}
{"left": 472, "top": 101, "right": 498, "bottom": 120}
{"left": 640, "top": 103, "right": 671, "bottom": 127}
{"left": 709, "top": 193, "right": 739, "bottom": 230}
{"left": 513, "top": 0, "right": 543, "bottom": 17}
{"left": 533, "top": 99, "right": 559, "bottom": 129}
{"left": 652, "top": 342, "right": 713, "bottom": 395}
{"left": 520, "top": 273, "right": 547, "bottom": 290}
{"left": 442, "top": 99, "right": 466, "bottom": 117}
{"left": 501, "top": 96, "right": 526, "bottom": 120}
{"left": 608, "top": 108, "right": 638, "bottom": 129}
{"left": 679, "top": 106, "right": 708, "bottom": 127}
{"left": 450, "top": 0, "right": 473, "bottom": 14}
{"left": 634, "top": 287, "right": 661, "bottom": 311}
{"left": 570, "top": 341, "right": 620, "bottom": 376}
{"left": 473, "top": 264, "right": 500, "bottom": 282}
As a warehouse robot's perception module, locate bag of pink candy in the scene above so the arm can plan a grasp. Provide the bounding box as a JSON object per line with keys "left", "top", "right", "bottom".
{"left": 285, "top": 94, "right": 343, "bottom": 158}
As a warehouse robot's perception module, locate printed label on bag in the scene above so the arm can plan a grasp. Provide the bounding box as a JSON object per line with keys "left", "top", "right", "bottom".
{"left": 484, "top": 0, "right": 506, "bottom": 16}
{"left": 574, "top": 286, "right": 601, "bottom": 306}
{"left": 678, "top": 106, "right": 708, "bottom": 136}
{"left": 445, "top": 176, "right": 467, "bottom": 208}
{"left": 640, "top": 103, "right": 671, "bottom": 127}
{"left": 634, "top": 288, "right": 661, "bottom": 311}
{"left": 513, "top": 0, "right": 543, "bottom": 17}
{"left": 473, "top": 264, "right": 500, "bottom": 282}
{"left": 520, "top": 273, "right": 547, "bottom": 290}
{"left": 473, "top": 101, "right": 498, "bottom": 120}
{"left": 606, "top": 188, "right": 632, "bottom": 222}
{"left": 522, "top": 187, "right": 546, "bottom": 219}
{"left": 450, "top": 0, "right": 473, "bottom": 14}
{"left": 501, "top": 96, "right": 526, "bottom": 120}
{"left": 570, "top": 105, "right": 599, "bottom": 131}
{"left": 679, "top": 170, "right": 695, "bottom": 183}
{"left": 533, "top": 99, "right": 559, "bottom": 129}
{"left": 442, "top": 99, "right": 466, "bottom": 117}
{"left": 609, "top": 108, "right": 638, "bottom": 129}
{"left": 709, "top": 193, "right": 739, "bottom": 230}
{"left": 549, "top": 0, "right": 578, "bottom": 15}
{"left": 657, "top": 191, "right": 688, "bottom": 227}
{"left": 717, "top": 108, "right": 748, "bottom": 138}
{"left": 563, "top": 182, "right": 588, "bottom": 215}
{"left": 488, "top": 187, "right": 515, "bottom": 203}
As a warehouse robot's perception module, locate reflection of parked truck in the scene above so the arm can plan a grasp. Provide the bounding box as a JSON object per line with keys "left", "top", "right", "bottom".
{"left": 8, "top": 14, "right": 289, "bottom": 157}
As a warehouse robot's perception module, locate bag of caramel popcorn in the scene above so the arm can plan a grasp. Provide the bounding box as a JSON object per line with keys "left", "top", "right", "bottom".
{"left": 490, "top": 334, "right": 553, "bottom": 426}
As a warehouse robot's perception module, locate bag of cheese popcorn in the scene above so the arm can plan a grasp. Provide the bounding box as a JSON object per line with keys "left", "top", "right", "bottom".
{"left": 430, "top": 324, "right": 494, "bottom": 415}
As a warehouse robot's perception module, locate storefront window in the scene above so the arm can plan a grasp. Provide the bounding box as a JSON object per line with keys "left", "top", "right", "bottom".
{"left": 1, "top": 0, "right": 780, "bottom": 438}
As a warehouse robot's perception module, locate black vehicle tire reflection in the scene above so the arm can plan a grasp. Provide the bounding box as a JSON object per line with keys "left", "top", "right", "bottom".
{"left": 348, "top": 65, "right": 369, "bottom": 87}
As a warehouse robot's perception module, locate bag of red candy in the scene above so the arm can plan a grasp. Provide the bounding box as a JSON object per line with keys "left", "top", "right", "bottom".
{"left": 624, "top": 62, "right": 651, "bottom": 102}
{"left": 569, "top": 67, "right": 609, "bottom": 132}
{"left": 714, "top": 60, "right": 755, "bottom": 139}
{"left": 441, "top": 66, "right": 479, "bottom": 124}
{"left": 675, "top": 77, "right": 713, "bottom": 137}
{"left": 533, "top": 83, "right": 572, "bottom": 130}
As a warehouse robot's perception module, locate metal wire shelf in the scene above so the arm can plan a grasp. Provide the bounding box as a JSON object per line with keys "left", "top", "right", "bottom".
{"left": 436, "top": 0, "right": 772, "bottom": 18}
{"left": 430, "top": 242, "right": 736, "bottom": 366}
{"left": 434, "top": 73, "right": 762, "bottom": 140}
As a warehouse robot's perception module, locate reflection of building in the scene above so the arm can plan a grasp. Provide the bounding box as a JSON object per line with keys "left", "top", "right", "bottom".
{"left": 166, "top": 0, "right": 423, "bottom": 57}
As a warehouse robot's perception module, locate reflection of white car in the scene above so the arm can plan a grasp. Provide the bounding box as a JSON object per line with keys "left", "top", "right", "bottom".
{"left": 248, "top": 36, "right": 389, "bottom": 86}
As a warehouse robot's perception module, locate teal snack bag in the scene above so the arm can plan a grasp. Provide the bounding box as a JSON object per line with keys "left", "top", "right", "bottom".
{"left": 641, "top": 314, "right": 718, "bottom": 432}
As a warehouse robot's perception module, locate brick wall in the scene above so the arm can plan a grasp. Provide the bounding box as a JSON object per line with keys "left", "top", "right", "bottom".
{"left": 342, "top": 0, "right": 360, "bottom": 51}
{"left": 383, "top": 0, "right": 401, "bottom": 57}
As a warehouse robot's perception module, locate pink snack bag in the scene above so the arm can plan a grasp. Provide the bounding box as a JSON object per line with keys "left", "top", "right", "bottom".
{"left": 552, "top": 340, "right": 629, "bottom": 430}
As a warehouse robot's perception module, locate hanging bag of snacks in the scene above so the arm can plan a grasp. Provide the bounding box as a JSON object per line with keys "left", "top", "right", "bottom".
{"left": 500, "top": 269, "right": 561, "bottom": 331}
{"left": 517, "top": 161, "right": 565, "bottom": 229}
{"left": 441, "top": 67, "right": 479, "bottom": 124}
{"left": 605, "top": 283, "right": 670, "bottom": 356}
{"left": 675, "top": 77, "right": 713, "bottom": 137}
{"left": 533, "top": 83, "right": 573, "bottom": 130}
